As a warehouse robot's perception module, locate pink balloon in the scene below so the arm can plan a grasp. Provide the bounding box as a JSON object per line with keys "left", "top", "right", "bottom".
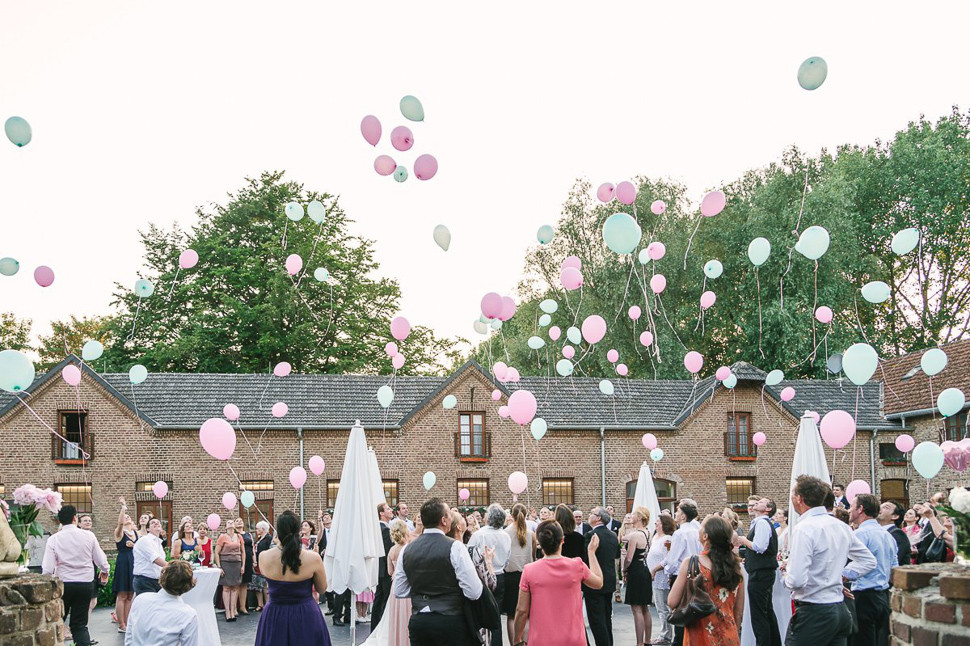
{"left": 390, "top": 126, "right": 414, "bottom": 151}
{"left": 581, "top": 315, "right": 607, "bottom": 344}
{"left": 385, "top": 342, "right": 398, "bottom": 357}
{"left": 508, "top": 389, "right": 538, "bottom": 425}
{"left": 179, "top": 249, "right": 199, "bottom": 269}
{"left": 563, "top": 345, "right": 576, "bottom": 359}
{"left": 285, "top": 254, "right": 303, "bottom": 275}
{"left": 414, "top": 154, "right": 438, "bottom": 181}
{"left": 222, "top": 492, "right": 237, "bottom": 509}
{"left": 684, "top": 351, "right": 704, "bottom": 374}
{"left": 639, "top": 331, "right": 653, "bottom": 347}
{"left": 628, "top": 305, "right": 642, "bottom": 320}
{"left": 492, "top": 362, "right": 508, "bottom": 380}
{"left": 374, "top": 155, "right": 397, "bottom": 176}
{"left": 549, "top": 326, "right": 562, "bottom": 341}
{"left": 894, "top": 434, "right": 915, "bottom": 453}
{"left": 845, "top": 480, "right": 871, "bottom": 502}
{"left": 223, "top": 404, "right": 240, "bottom": 421}
{"left": 34, "top": 266, "right": 54, "bottom": 287}
{"left": 700, "top": 291, "right": 716, "bottom": 309}
{"left": 596, "top": 183, "right": 615, "bottom": 203}
{"left": 650, "top": 274, "right": 667, "bottom": 294}
{"left": 508, "top": 471, "right": 528, "bottom": 494}
{"left": 498, "top": 296, "right": 517, "bottom": 322}
{"left": 152, "top": 481, "right": 168, "bottom": 499}
{"left": 780, "top": 386, "right": 796, "bottom": 402}
{"left": 642, "top": 433, "right": 657, "bottom": 450}
{"left": 752, "top": 432, "right": 767, "bottom": 446}
{"left": 272, "top": 402, "right": 288, "bottom": 418}
{"left": 498, "top": 406, "right": 510, "bottom": 418}
{"left": 274, "top": 361, "right": 292, "bottom": 377}
{"left": 459, "top": 488, "right": 471, "bottom": 501}
{"left": 481, "top": 293, "right": 503, "bottom": 319}
{"left": 390, "top": 316, "right": 411, "bottom": 341}
{"left": 607, "top": 349, "right": 619, "bottom": 363}
{"left": 650, "top": 200, "right": 666, "bottom": 215}
{"left": 199, "top": 418, "right": 236, "bottom": 460}
{"left": 492, "top": 389, "right": 502, "bottom": 401}
{"left": 308, "top": 455, "right": 325, "bottom": 476}
{"left": 809, "top": 411, "right": 821, "bottom": 424}
{"left": 289, "top": 466, "right": 308, "bottom": 489}
{"left": 360, "top": 115, "right": 382, "bottom": 146}
{"left": 561, "top": 255, "right": 582, "bottom": 270}
{"left": 647, "top": 242, "right": 666, "bottom": 261}
{"left": 815, "top": 306, "right": 833, "bottom": 324}
{"left": 616, "top": 181, "right": 637, "bottom": 205}
{"left": 715, "top": 366, "right": 731, "bottom": 381}
{"left": 62, "top": 365, "right": 81, "bottom": 386}
{"left": 820, "top": 410, "right": 856, "bottom": 449}
{"left": 560, "top": 267, "right": 583, "bottom": 291}
{"left": 206, "top": 513, "right": 221, "bottom": 531}
{"left": 506, "top": 367, "right": 520, "bottom": 383}
{"left": 392, "top": 353, "right": 405, "bottom": 370}
{"left": 616, "top": 363, "right": 629, "bottom": 376}
{"left": 700, "top": 190, "right": 726, "bottom": 217}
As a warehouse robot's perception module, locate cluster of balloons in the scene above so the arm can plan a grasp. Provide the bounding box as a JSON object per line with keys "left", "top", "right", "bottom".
{"left": 361, "top": 96, "right": 438, "bottom": 183}
{"left": 596, "top": 181, "right": 639, "bottom": 205}
{"left": 474, "top": 293, "right": 517, "bottom": 335}
{"left": 0, "top": 257, "right": 57, "bottom": 287}
{"left": 559, "top": 256, "right": 583, "bottom": 291}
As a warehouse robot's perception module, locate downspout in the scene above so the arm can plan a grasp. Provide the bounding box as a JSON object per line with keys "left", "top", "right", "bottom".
{"left": 600, "top": 427, "right": 606, "bottom": 507}
{"left": 298, "top": 427, "right": 305, "bottom": 520}
{"left": 870, "top": 428, "right": 878, "bottom": 498}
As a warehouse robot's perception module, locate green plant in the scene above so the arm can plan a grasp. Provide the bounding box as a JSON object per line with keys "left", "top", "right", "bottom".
{"left": 97, "top": 555, "right": 117, "bottom": 608}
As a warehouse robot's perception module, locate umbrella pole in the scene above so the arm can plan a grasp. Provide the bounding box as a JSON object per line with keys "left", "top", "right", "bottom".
{"left": 351, "top": 595, "right": 357, "bottom": 646}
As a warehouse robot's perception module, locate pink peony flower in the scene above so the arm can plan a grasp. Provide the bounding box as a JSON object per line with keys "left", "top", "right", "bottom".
{"left": 43, "top": 491, "right": 63, "bottom": 514}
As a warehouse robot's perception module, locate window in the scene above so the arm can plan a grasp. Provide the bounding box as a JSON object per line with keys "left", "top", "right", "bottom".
{"left": 457, "top": 479, "right": 490, "bottom": 507}
{"left": 53, "top": 411, "right": 91, "bottom": 463}
{"left": 136, "top": 500, "right": 172, "bottom": 537}
{"left": 945, "top": 414, "right": 968, "bottom": 442}
{"left": 881, "top": 479, "right": 909, "bottom": 509}
{"left": 327, "top": 480, "right": 341, "bottom": 509}
{"left": 55, "top": 484, "right": 92, "bottom": 514}
{"left": 382, "top": 480, "right": 399, "bottom": 507}
{"left": 879, "top": 442, "right": 907, "bottom": 464}
{"left": 135, "top": 481, "right": 172, "bottom": 494}
{"left": 456, "top": 413, "right": 489, "bottom": 460}
{"left": 726, "top": 478, "right": 755, "bottom": 507}
{"left": 239, "top": 480, "right": 275, "bottom": 532}
{"left": 725, "top": 413, "right": 756, "bottom": 458}
{"left": 542, "top": 478, "right": 574, "bottom": 506}
{"left": 625, "top": 478, "right": 677, "bottom": 513}
{"left": 240, "top": 480, "right": 274, "bottom": 491}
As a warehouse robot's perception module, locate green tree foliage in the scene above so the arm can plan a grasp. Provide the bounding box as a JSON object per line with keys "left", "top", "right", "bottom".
{"left": 0, "top": 312, "right": 33, "bottom": 353}
{"left": 36, "top": 315, "right": 114, "bottom": 371}
{"left": 477, "top": 110, "right": 970, "bottom": 378}
{"left": 103, "top": 171, "right": 458, "bottom": 375}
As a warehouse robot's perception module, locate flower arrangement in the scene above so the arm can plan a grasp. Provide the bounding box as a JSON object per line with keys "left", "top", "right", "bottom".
{"left": 180, "top": 549, "right": 201, "bottom": 566}
{"left": 940, "top": 487, "right": 970, "bottom": 564}
{"left": 9, "top": 485, "right": 62, "bottom": 566}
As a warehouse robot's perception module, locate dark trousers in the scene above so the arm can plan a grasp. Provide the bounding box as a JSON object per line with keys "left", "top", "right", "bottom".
{"left": 491, "top": 573, "right": 506, "bottom": 646}
{"left": 325, "top": 590, "right": 335, "bottom": 612}
{"left": 786, "top": 601, "right": 853, "bottom": 646}
{"left": 333, "top": 590, "right": 351, "bottom": 623}
{"left": 671, "top": 574, "right": 683, "bottom": 646}
{"left": 748, "top": 568, "right": 782, "bottom": 646}
{"left": 409, "top": 612, "right": 475, "bottom": 646}
{"left": 850, "top": 589, "right": 890, "bottom": 646}
{"left": 584, "top": 590, "right": 613, "bottom": 646}
{"left": 371, "top": 576, "right": 391, "bottom": 628}
{"left": 62, "top": 582, "right": 94, "bottom": 646}
{"left": 132, "top": 575, "right": 160, "bottom": 595}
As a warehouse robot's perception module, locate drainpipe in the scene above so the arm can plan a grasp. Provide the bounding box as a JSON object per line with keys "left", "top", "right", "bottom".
{"left": 870, "top": 428, "right": 878, "bottom": 498}
{"left": 600, "top": 427, "right": 606, "bottom": 507}
{"left": 298, "top": 427, "right": 305, "bottom": 520}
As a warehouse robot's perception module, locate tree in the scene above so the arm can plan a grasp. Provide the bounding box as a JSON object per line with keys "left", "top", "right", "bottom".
{"left": 36, "top": 315, "right": 114, "bottom": 371}
{"left": 0, "top": 313, "right": 32, "bottom": 353}
{"left": 102, "top": 171, "right": 458, "bottom": 375}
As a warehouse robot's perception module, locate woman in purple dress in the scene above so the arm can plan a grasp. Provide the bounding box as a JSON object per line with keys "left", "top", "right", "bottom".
{"left": 255, "top": 510, "right": 331, "bottom": 646}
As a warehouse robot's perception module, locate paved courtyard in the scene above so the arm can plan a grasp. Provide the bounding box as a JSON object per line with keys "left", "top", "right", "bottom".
{"left": 89, "top": 601, "right": 659, "bottom": 645}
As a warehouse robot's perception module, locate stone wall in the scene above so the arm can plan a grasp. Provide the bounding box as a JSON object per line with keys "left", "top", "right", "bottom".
{"left": 892, "top": 563, "right": 970, "bottom": 646}
{"left": 0, "top": 574, "right": 64, "bottom": 646}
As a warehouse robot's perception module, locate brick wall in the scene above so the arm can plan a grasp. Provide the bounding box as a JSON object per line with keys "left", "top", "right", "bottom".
{"left": 891, "top": 564, "right": 970, "bottom": 646}
{"left": 0, "top": 574, "right": 64, "bottom": 646}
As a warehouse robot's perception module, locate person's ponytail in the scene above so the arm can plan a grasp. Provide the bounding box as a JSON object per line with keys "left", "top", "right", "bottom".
{"left": 276, "top": 511, "right": 303, "bottom": 575}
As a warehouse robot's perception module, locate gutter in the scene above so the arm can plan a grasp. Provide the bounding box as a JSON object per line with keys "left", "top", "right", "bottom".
{"left": 870, "top": 428, "right": 878, "bottom": 497}
{"left": 151, "top": 424, "right": 403, "bottom": 431}
{"left": 886, "top": 403, "right": 970, "bottom": 420}
{"left": 600, "top": 427, "right": 607, "bottom": 507}
{"left": 298, "top": 427, "right": 305, "bottom": 520}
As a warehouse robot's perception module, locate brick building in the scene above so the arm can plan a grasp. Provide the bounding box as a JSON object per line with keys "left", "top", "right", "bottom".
{"left": 0, "top": 343, "right": 966, "bottom": 550}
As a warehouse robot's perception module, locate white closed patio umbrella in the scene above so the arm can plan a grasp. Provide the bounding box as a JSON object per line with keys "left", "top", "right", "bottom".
{"left": 788, "top": 411, "right": 831, "bottom": 528}
{"left": 324, "top": 421, "right": 387, "bottom": 645}
{"left": 632, "top": 461, "right": 663, "bottom": 528}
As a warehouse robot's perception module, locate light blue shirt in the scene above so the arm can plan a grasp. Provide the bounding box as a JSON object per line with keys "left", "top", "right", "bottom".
{"left": 846, "top": 519, "right": 897, "bottom": 591}
{"left": 749, "top": 514, "right": 771, "bottom": 553}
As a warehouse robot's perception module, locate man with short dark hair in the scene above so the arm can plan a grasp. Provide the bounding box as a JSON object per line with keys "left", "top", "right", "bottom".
{"left": 42, "top": 505, "right": 110, "bottom": 646}
{"left": 125, "top": 560, "right": 199, "bottom": 645}
{"left": 832, "top": 484, "right": 849, "bottom": 509}
{"left": 582, "top": 506, "right": 621, "bottom": 646}
{"left": 877, "top": 500, "right": 912, "bottom": 566}
{"left": 664, "top": 499, "right": 703, "bottom": 646}
{"left": 370, "top": 502, "right": 395, "bottom": 629}
{"left": 397, "top": 502, "right": 415, "bottom": 532}
{"left": 848, "top": 494, "right": 897, "bottom": 646}
{"left": 739, "top": 497, "right": 781, "bottom": 646}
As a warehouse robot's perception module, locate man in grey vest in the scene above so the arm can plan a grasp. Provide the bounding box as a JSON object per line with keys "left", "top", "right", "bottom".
{"left": 393, "top": 498, "right": 483, "bottom": 645}
{"left": 739, "top": 496, "right": 781, "bottom": 646}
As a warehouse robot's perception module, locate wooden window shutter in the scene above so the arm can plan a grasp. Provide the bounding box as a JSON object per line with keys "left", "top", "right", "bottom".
{"left": 84, "top": 431, "right": 94, "bottom": 462}
{"left": 454, "top": 432, "right": 460, "bottom": 458}
{"left": 51, "top": 431, "right": 59, "bottom": 460}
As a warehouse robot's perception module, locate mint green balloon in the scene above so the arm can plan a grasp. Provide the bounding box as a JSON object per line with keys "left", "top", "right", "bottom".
{"left": 797, "top": 57, "right": 828, "bottom": 91}
{"left": 400, "top": 95, "right": 425, "bottom": 122}
{"left": 527, "top": 336, "right": 545, "bottom": 350}
{"left": 861, "top": 281, "right": 890, "bottom": 304}
{"left": 240, "top": 490, "right": 256, "bottom": 508}
{"left": 377, "top": 385, "right": 394, "bottom": 408}
{"left": 443, "top": 395, "right": 457, "bottom": 409}
{"left": 539, "top": 299, "right": 558, "bottom": 314}
{"left": 938, "top": 388, "right": 966, "bottom": 417}
{"left": 284, "top": 201, "right": 304, "bottom": 221}
{"left": 842, "top": 343, "right": 878, "bottom": 386}
{"left": 473, "top": 320, "right": 488, "bottom": 335}
{"left": 538, "top": 314, "right": 551, "bottom": 327}
{"left": 912, "top": 441, "right": 944, "bottom": 479}
{"left": 307, "top": 200, "right": 326, "bottom": 224}
{"left": 723, "top": 374, "right": 738, "bottom": 389}
{"left": 602, "top": 213, "right": 642, "bottom": 255}
{"left": 747, "top": 238, "right": 771, "bottom": 266}
{"left": 0, "top": 349, "right": 35, "bottom": 392}
{"left": 491, "top": 320, "right": 502, "bottom": 331}
{"left": 795, "top": 226, "right": 830, "bottom": 260}
{"left": 638, "top": 249, "right": 650, "bottom": 265}
{"left": 556, "top": 359, "right": 574, "bottom": 376}
{"left": 704, "top": 260, "right": 723, "bottom": 279}
{"left": 134, "top": 279, "right": 154, "bottom": 298}
{"left": 4, "top": 116, "right": 31, "bottom": 147}
{"left": 566, "top": 326, "right": 582, "bottom": 345}
{"left": 0, "top": 257, "right": 19, "bottom": 276}
{"left": 599, "top": 379, "right": 614, "bottom": 396}
{"left": 81, "top": 340, "right": 104, "bottom": 361}
{"left": 530, "top": 418, "right": 547, "bottom": 440}
{"left": 128, "top": 364, "right": 148, "bottom": 385}
{"left": 920, "top": 348, "right": 948, "bottom": 377}
{"left": 765, "top": 369, "right": 784, "bottom": 386}
{"left": 314, "top": 267, "right": 330, "bottom": 282}
{"left": 537, "top": 225, "right": 555, "bottom": 244}
{"left": 891, "top": 228, "right": 920, "bottom": 255}
{"left": 422, "top": 471, "right": 436, "bottom": 490}
{"left": 393, "top": 166, "right": 408, "bottom": 183}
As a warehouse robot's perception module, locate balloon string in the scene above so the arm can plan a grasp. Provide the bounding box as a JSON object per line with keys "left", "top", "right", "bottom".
{"left": 851, "top": 387, "right": 860, "bottom": 481}
{"left": 572, "top": 285, "right": 584, "bottom": 327}
{"left": 281, "top": 221, "right": 288, "bottom": 250}
{"left": 126, "top": 299, "right": 142, "bottom": 342}
{"left": 296, "top": 220, "right": 326, "bottom": 289}
{"left": 694, "top": 276, "right": 707, "bottom": 333}
{"left": 226, "top": 462, "right": 274, "bottom": 532}
{"left": 287, "top": 275, "right": 323, "bottom": 324}
{"left": 756, "top": 267, "right": 765, "bottom": 360}
{"left": 655, "top": 294, "right": 687, "bottom": 350}
{"left": 15, "top": 393, "right": 90, "bottom": 459}
{"left": 779, "top": 164, "right": 811, "bottom": 309}
{"left": 611, "top": 260, "right": 636, "bottom": 328}
{"left": 852, "top": 295, "right": 873, "bottom": 346}
{"left": 810, "top": 262, "right": 819, "bottom": 364}
{"left": 499, "top": 330, "right": 511, "bottom": 362}
{"left": 683, "top": 214, "right": 703, "bottom": 270}
{"left": 760, "top": 384, "right": 771, "bottom": 422}
{"left": 234, "top": 420, "right": 259, "bottom": 459}
{"left": 165, "top": 266, "right": 181, "bottom": 301}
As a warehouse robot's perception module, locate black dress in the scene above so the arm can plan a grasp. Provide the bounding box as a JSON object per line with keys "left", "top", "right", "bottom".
{"left": 112, "top": 531, "right": 137, "bottom": 593}
{"left": 623, "top": 533, "right": 652, "bottom": 606}
{"left": 241, "top": 532, "right": 254, "bottom": 584}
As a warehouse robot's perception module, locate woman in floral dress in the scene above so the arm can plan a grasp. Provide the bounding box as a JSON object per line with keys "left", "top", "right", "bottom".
{"left": 668, "top": 515, "right": 744, "bottom": 646}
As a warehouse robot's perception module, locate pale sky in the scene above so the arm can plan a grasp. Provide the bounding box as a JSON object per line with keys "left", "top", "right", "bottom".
{"left": 2, "top": 2, "right": 969, "bottom": 354}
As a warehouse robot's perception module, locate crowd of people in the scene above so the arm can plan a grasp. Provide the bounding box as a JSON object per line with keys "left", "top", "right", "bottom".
{"left": 33, "top": 482, "right": 959, "bottom": 646}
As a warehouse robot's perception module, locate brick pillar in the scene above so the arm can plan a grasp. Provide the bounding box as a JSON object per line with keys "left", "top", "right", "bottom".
{"left": 891, "top": 564, "right": 970, "bottom": 646}
{"left": 0, "top": 574, "right": 64, "bottom": 646}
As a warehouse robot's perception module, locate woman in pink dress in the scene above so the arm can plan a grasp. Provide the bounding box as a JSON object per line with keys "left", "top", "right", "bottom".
{"left": 362, "top": 519, "right": 412, "bottom": 646}
{"left": 513, "top": 520, "right": 604, "bottom": 646}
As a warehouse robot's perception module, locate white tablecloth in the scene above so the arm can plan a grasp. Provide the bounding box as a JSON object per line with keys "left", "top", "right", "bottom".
{"left": 182, "top": 567, "right": 222, "bottom": 645}
{"left": 740, "top": 569, "right": 792, "bottom": 646}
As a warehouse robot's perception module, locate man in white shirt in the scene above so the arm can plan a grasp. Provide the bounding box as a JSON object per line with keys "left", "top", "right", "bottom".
{"left": 663, "top": 499, "right": 703, "bottom": 646}
{"left": 42, "top": 505, "right": 110, "bottom": 646}
{"left": 132, "top": 518, "right": 168, "bottom": 594}
{"left": 783, "top": 475, "right": 877, "bottom": 646}
{"left": 467, "top": 504, "right": 513, "bottom": 646}
{"left": 396, "top": 502, "right": 416, "bottom": 532}
{"left": 125, "top": 560, "right": 199, "bottom": 646}
{"left": 739, "top": 497, "right": 781, "bottom": 646}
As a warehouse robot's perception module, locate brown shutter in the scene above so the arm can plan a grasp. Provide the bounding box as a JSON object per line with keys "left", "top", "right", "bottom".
{"left": 51, "top": 430, "right": 59, "bottom": 460}
{"left": 84, "top": 432, "right": 94, "bottom": 462}
{"left": 486, "top": 432, "right": 492, "bottom": 458}
{"left": 454, "top": 432, "right": 460, "bottom": 458}
{"left": 723, "top": 432, "right": 729, "bottom": 456}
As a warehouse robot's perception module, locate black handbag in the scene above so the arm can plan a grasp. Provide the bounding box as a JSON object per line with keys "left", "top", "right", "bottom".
{"left": 668, "top": 556, "right": 717, "bottom": 627}
{"left": 463, "top": 584, "right": 501, "bottom": 644}
{"left": 924, "top": 532, "right": 947, "bottom": 562}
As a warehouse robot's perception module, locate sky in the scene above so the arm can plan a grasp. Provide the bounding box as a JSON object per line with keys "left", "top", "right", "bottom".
{"left": 2, "top": 2, "right": 969, "bottom": 353}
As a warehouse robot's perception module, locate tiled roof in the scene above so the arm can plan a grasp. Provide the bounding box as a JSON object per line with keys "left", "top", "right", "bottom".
{"left": 879, "top": 339, "right": 970, "bottom": 417}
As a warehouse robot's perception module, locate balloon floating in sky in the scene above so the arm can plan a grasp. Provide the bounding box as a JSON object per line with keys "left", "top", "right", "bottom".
{"left": 842, "top": 343, "right": 879, "bottom": 386}
{"left": 530, "top": 418, "right": 547, "bottom": 440}
{"left": 414, "top": 154, "right": 438, "bottom": 181}
{"left": 222, "top": 492, "right": 238, "bottom": 509}
{"left": 284, "top": 201, "right": 304, "bottom": 222}
{"left": 795, "top": 226, "right": 830, "bottom": 260}
{"left": 596, "top": 183, "right": 615, "bottom": 203}
{"left": 374, "top": 155, "right": 396, "bottom": 176}
{"left": 527, "top": 336, "right": 545, "bottom": 350}
{"left": 289, "top": 467, "right": 307, "bottom": 490}
{"left": 581, "top": 315, "right": 607, "bottom": 344}
{"left": 556, "top": 359, "right": 574, "bottom": 376}
{"left": 34, "top": 266, "right": 54, "bottom": 287}
{"left": 4, "top": 116, "right": 31, "bottom": 147}
{"left": 391, "top": 316, "right": 411, "bottom": 341}
{"left": 360, "top": 115, "right": 381, "bottom": 146}
{"left": 134, "top": 279, "right": 154, "bottom": 298}
{"left": 642, "top": 433, "right": 657, "bottom": 450}
{"left": 393, "top": 166, "right": 408, "bottom": 183}
{"left": 443, "top": 395, "right": 457, "bottom": 409}
{"left": 81, "top": 340, "right": 104, "bottom": 362}
{"left": 508, "top": 389, "right": 538, "bottom": 425}
{"left": 560, "top": 267, "right": 583, "bottom": 290}
{"left": 639, "top": 331, "right": 653, "bottom": 347}
{"left": 700, "top": 291, "right": 716, "bottom": 309}
{"left": 179, "top": 249, "right": 199, "bottom": 269}
{"left": 650, "top": 200, "right": 666, "bottom": 215}
{"left": 153, "top": 481, "right": 168, "bottom": 499}
{"left": 820, "top": 410, "right": 855, "bottom": 449}
{"left": 223, "top": 404, "right": 240, "bottom": 421}
{"left": 274, "top": 362, "right": 292, "bottom": 377}
{"left": 537, "top": 225, "right": 555, "bottom": 245}
{"left": 780, "top": 386, "right": 796, "bottom": 402}
{"left": 508, "top": 472, "right": 528, "bottom": 494}
{"left": 615, "top": 181, "right": 637, "bottom": 205}
{"left": 797, "top": 57, "right": 828, "bottom": 91}
{"left": 377, "top": 385, "right": 394, "bottom": 408}
{"left": 602, "top": 213, "right": 642, "bottom": 254}
{"left": 765, "top": 369, "right": 784, "bottom": 386}
{"left": 684, "top": 351, "right": 704, "bottom": 374}
{"left": 206, "top": 514, "right": 221, "bottom": 531}
{"left": 921, "top": 348, "right": 948, "bottom": 376}
{"left": 752, "top": 432, "right": 766, "bottom": 447}
{"left": 912, "top": 441, "right": 944, "bottom": 479}
{"left": 650, "top": 274, "right": 667, "bottom": 294}
{"left": 129, "top": 364, "right": 148, "bottom": 385}
{"left": 747, "top": 238, "right": 771, "bottom": 266}
{"left": 891, "top": 228, "right": 920, "bottom": 256}
{"left": 62, "top": 364, "right": 81, "bottom": 386}
{"left": 704, "top": 260, "right": 723, "bottom": 279}
{"left": 700, "top": 191, "right": 726, "bottom": 217}
{"left": 566, "top": 326, "right": 582, "bottom": 345}
{"left": 285, "top": 254, "right": 303, "bottom": 276}
{"left": 646, "top": 242, "right": 666, "bottom": 261}
{"left": 240, "top": 490, "right": 255, "bottom": 508}
{"left": 723, "top": 374, "right": 738, "bottom": 389}
{"left": 0, "top": 350, "right": 35, "bottom": 393}
{"left": 538, "top": 314, "right": 551, "bottom": 327}
{"left": 861, "top": 281, "right": 891, "bottom": 304}
{"left": 390, "top": 126, "right": 414, "bottom": 151}
{"left": 199, "top": 418, "right": 236, "bottom": 460}
{"left": 894, "top": 434, "right": 915, "bottom": 453}
{"left": 650, "top": 448, "right": 664, "bottom": 462}
{"left": 313, "top": 267, "right": 330, "bottom": 282}
{"left": 815, "top": 306, "right": 833, "bottom": 324}
{"left": 599, "top": 379, "right": 614, "bottom": 395}
{"left": 938, "top": 388, "right": 966, "bottom": 417}
{"left": 433, "top": 225, "right": 451, "bottom": 251}
{"left": 423, "top": 471, "right": 437, "bottom": 490}
{"left": 539, "top": 299, "right": 558, "bottom": 314}
{"left": 272, "top": 402, "right": 288, "bottom": 418}
{"left": 308, "top": 455, "right": 325, "bottom": 476}
{"left": 0, "top": 257, "right": 19, "bottom": 276}
{"left": 307, "top": 200, "right": 326, "bottom": 224}
{"left": 400, "top": 95, "right": 425, "bottom": 122}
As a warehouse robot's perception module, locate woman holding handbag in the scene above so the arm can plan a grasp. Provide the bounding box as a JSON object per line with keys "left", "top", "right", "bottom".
{"left": 668, "top": 515, "right": 744, "bottom": 646}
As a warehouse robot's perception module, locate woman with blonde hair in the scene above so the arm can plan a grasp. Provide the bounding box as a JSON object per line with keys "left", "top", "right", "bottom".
{"left": 363, "top": 519, "right": 413, "bottom": 646}
{"left": 624, "top": 506, "right": 653, "bottom": 646}
{"left": 503, "top": 503, "right": 535, "bottom": 642}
